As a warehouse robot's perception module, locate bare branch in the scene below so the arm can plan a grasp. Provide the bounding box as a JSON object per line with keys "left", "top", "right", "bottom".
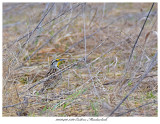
{"left": 109, "top": 51, "right": 157, "bottom": 116}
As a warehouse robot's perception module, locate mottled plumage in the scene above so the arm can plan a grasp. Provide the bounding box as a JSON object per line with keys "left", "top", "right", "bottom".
{"left": 39, "top": 59, "right": 64, "bottom": 93}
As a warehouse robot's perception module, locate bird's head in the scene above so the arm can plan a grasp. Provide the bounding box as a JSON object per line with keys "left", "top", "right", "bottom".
{"left": 50, "top": 59, "right": 65, "bottom": 69}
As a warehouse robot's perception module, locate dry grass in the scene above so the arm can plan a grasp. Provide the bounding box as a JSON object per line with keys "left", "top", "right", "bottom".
{"left": 3, "top": 3, "right": 157, "bottom": 117}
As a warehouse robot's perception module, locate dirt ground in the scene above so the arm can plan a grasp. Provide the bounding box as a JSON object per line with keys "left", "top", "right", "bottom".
{"left": 3, "top": 3, "right": 157, "bottom": 117}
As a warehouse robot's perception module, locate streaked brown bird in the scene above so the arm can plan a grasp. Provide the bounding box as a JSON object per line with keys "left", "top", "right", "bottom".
{"left": 39, "top": 59, "right": 65, "bottom": 93}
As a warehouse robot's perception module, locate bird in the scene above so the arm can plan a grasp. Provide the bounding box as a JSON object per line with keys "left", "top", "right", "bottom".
{"left": 39, "top": 59, "right": 65, "bottom": 93}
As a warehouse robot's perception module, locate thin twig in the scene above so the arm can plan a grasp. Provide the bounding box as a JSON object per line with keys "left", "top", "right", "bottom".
{"left": 15, "top": 10, "right": 82, "bottom": 69}
{"left": 109, "top": 51, "right": 157, "bottom": 116}
{"left": 5, "top": 3, "right": 82, "bottom": 50}
{"left": 117, "top": 100, "right": 157, "bottom": 116}
{"left": 83, "top": 3, "right": 87, "bottom": 63}
{"left": 125, "top": 3, "right": 155, "bottom": 73}
{"left": 21, "top": 3, "right": 55, "bottom": 48}
{"left": 21, "top": 39, "right": 106, "bottom": 93}
{"left": 118, "top": 3, "right": 155, "bottom": 93}
{"left": 103, "top": 74, "right": 157, "bottom": 85}
{"left": 64, "top": 15, "right": 124, "bottom": 54}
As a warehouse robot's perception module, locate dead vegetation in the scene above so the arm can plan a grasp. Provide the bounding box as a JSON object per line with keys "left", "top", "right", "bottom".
{"left": 3, "top": 3, "right": 157, "bottom": 117}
